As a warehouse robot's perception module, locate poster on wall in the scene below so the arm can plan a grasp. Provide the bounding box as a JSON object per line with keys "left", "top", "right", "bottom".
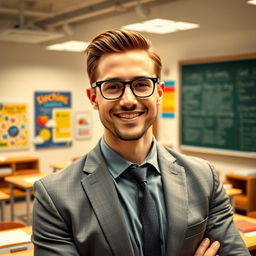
{"left": 162, "top": 80, "right": 175, "bottom": 118}
{"left": 34, "top": 91, "right": 72, "bottom": 149}
{"left": 74, "top": 111, "right": 92, "bottom": 140}
{"left": 0, "top": 103, "right": 29, "bottom": 151}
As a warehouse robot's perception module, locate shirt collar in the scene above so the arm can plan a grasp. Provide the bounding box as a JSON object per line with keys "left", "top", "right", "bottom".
{"left": 100, "top": 137, "right": 160, "bottom": 179}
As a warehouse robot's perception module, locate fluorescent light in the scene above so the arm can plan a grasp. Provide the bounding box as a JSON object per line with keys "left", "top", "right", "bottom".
{"left": 122, "top": 18, "right": 199, "bottom": 34}
{"left": 176, "top": 22, "right": 200, "bottom": 30}
{"left": 46, "top": 41, "right": 89, "bottom": 52}
{"left": 247, "top": 0, "right": 256, "bottom": 5}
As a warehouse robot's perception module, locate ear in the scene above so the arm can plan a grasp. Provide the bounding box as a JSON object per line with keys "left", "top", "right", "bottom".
{"left": 86, "top": 88, "right": 98, "bottom": 109}
{"left": 156, "top": 82, "right": 165, "bottom": 105}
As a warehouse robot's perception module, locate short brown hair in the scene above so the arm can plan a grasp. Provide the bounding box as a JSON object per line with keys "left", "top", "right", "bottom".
{"left": 85, "top": 29, "right": 162, "bottom": 85}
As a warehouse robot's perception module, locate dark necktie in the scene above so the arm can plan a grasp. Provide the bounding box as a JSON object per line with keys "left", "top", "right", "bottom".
{"left": 128, "top": 164, "right": 161, "bottom": 256}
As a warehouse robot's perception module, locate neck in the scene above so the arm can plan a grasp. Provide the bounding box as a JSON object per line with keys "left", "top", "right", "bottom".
{"left": 103, "top": 129, "right": 153, "bottom": 164}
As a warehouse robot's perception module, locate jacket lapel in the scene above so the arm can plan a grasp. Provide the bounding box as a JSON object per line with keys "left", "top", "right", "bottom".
{"left": 157, "top": 145, "right": 188, "bottom": 255}
{"left": 81, "top": 144, "right": 133, "bottom": 256}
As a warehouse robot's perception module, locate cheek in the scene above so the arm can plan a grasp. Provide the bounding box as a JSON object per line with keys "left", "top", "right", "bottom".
{"left": 142, "top": 99, "right": 158, "bottom": 116}
{"left": 149, "top": 94, "right": 159, "bottom": 107}
{"left": 150, "top": 99, "right": 159, "bottom": 115}
{"left": 97, "top": 100, "right": 112, "bottom": 117}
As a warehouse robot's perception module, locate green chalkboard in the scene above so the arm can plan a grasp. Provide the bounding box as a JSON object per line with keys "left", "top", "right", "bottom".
{"left": 180, "top": 54, "right": 256, "bottom": 153}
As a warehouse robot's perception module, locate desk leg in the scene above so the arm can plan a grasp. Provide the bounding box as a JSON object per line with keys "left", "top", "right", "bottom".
{"left": 25, "top": 188, "right": 31, "bottom": 225}
{"left": 9, "top": 183, "right": 14, "bottom": 221}
{"left": 1, "top": 201, "right": 5, "bottom": 221}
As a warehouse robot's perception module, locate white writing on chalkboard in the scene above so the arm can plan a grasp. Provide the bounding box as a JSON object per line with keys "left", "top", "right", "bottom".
{"left": 181, "top": 57, "right": 256, "bottom": 152}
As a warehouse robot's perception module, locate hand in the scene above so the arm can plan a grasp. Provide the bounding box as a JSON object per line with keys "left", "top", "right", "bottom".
{"left": 194, "top": 238, "right": 220, "bottom": 256}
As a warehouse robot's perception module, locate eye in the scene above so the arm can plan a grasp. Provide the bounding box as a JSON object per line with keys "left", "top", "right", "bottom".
{"left": 133, "top": 80, "right": 152, "bottom": 90}
{"left": 106, "top": 84, "right": 119, "bottom": 90}
{"left": 102, "top": 82, "right": 123, "bottom": 92}
{"left": 137, "top": 83, "right": 148, "bottom": 87}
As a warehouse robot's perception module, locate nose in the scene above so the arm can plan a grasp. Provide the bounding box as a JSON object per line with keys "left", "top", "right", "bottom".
{"left": 119, "top": 86, "right": 137, "bottom": 107}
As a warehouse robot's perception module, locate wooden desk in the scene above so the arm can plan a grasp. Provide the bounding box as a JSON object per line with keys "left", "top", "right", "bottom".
{"left": 234, "top": 214, "right": 256, "bottom": 251}
{"left": 225, "top": 188, "right": 243, "bottom": 210}
{"left": 4, "top": 174, "right": 47, "bottom": 224}
{"left": 49, "top": 162, "right": 70, "bottom": 172}
{"left": 0, "top": 226, "right": 33, "bottom": 256}
{"left": 2, "top": 248, "right": 33, "bottom": 256}
{"left": 0, "top": 191, "right": 10, "bottom": 221}
{"left": 226, "top": 174, "right": 256, "bottom": 214}
{"left": 226, "top": 188, "right": 243, "bottom": 197}
{"left": 0, "top": 156, "right": 39, "bottom": 195}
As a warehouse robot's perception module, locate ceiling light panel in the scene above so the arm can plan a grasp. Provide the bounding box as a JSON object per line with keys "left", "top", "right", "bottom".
{"left": 122, "top": 19, "right": 200, "bottom": 34}
{"left": 247, "top": 0, "right": 256, "bottom": 5}
{"left": 46, "top": 40, "right": 89, "bottom": 52}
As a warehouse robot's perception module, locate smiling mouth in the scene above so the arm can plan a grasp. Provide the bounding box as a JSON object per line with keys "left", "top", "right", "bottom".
{"left": 115, "top": 112, "right": 143, "bottom": 119}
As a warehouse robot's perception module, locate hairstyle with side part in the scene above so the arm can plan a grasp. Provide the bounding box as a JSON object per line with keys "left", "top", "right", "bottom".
{"left": 85, "top": 29, "right": 162, "bottom": 85}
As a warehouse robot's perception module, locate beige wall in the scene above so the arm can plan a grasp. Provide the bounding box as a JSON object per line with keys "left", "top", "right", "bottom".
{"left": 0, "top": 43, "right": 103, "bottom": 173}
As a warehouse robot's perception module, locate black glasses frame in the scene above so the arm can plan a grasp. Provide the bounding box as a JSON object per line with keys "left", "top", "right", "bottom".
{"left": 91, "top": 77, "right": 160, "bottom": 100}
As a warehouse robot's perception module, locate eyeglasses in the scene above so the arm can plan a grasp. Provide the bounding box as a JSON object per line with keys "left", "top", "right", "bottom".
{"left": 91, "top": 77, "right": 159, "bottom": 100}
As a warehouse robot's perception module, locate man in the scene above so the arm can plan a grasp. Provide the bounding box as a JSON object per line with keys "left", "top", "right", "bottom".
{"left": 32, "top": 29, "right": 249, "bottom": 256}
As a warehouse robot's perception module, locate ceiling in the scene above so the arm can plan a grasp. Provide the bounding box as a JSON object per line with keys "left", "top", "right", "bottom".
{"left": 0, "top": 0, "right": 165, "bottom": 28}
{"left": 0, "top": 0, "right": 255, "bottom": 44}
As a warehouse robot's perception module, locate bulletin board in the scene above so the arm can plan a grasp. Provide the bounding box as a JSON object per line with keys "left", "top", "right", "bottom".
{"left": 34, "top": 91, "right": 72, "bottom": 149}
{"left": 179, "top": 53, "right": 256, "bottom": 157}
{"left": 0, "top": 103, "right": 29, "bottom": 151}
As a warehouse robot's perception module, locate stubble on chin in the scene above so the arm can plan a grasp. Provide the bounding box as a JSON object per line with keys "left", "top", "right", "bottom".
{"left": 115, "top": 131, "right": 145, "bottom": 141}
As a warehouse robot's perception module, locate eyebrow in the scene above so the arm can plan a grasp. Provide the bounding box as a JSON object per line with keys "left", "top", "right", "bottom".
{"left": 99, "top": 76, "right": 151, "bottom": 82}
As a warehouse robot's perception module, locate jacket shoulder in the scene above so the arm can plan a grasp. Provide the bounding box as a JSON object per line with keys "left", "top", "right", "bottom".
{"left": 37, "top": 155, "right": 88, "bottom": 188}
{"left": 164, "top": 146, "right": 213, "bottom": 171}
{"left": 161, "top": 146, "right": 217, "bottom": 184}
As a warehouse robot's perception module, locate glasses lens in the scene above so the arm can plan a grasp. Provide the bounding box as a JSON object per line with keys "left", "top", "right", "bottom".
{"left": 101, "top": 81, "right": 123, "bottom": 99}
{"left": 132, "top": 79, "right": 154, "bottom": 97}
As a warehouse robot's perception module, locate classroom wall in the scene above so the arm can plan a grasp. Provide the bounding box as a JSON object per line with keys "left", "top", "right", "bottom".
{"left": 0, "top": 43, "right": 104, "bottom": 173}
{"left": 1, "top": 1, "right": 256, "bottom": 178}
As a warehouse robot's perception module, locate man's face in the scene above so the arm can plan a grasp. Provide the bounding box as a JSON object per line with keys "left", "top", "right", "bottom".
{"left": 89, "top": 50, "right": 163, "bottom": 142}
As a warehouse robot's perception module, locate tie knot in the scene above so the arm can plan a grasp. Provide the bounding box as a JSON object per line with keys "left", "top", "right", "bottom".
{"left": 127, "top": 164, "right": 148, "bottom": 184}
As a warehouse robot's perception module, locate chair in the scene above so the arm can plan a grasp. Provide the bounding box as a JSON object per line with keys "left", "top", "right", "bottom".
{"left": 0, "top": 221, "right": 25, "bottom": 231}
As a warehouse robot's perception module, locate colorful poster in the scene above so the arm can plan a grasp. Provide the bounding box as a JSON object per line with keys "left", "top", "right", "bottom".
{"left": 74, "top": 111, "right": 92, "bottom": 140}
{"left": 162, "top": 80, "right": 175, "bottom": 118}
{"left": 0, "top": 103, "right": 29, "bottom": 151}
{"left": 34, "top": 92, "right": 72, "bottom": 149}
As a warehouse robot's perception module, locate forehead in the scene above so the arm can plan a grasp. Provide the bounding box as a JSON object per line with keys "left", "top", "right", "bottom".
{"left": 97, "top": 50, "right": 155, "bottom": 81}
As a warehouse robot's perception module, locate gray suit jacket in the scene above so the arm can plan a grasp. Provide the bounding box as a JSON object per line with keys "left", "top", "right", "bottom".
{"left": 32, "top": 142, "right": 249, "bottom": 256}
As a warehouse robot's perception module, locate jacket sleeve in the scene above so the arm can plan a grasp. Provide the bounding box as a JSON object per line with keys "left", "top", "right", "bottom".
{"left": 32, "top": 179, "right": 80, "bottom": 256}
{"left": 206, "top": 164, "right": 250, "bottom": 256}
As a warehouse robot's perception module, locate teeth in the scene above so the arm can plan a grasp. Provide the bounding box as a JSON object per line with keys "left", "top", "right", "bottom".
{"left": 118, "top": 113, "right": 140, "bottom": 119}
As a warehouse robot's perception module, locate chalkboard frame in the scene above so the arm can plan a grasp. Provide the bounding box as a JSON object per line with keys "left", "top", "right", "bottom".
{"left": 179, "top": 53, "right": 256, "bottom": 158}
